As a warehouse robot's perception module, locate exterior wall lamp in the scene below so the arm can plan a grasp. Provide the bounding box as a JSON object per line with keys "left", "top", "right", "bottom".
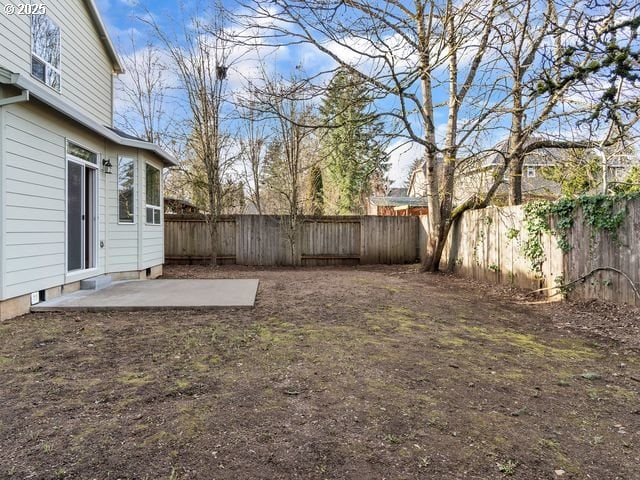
{"left": 102, "top": 158, "right": 113, "bottom": 174}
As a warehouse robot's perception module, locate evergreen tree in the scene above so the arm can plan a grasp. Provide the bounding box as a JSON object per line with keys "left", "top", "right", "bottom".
{"left": 320, "top": 69, "right": 389, "bottom": 214}
{"left": 307, "top": 164, "right": 324, "bottom": 215}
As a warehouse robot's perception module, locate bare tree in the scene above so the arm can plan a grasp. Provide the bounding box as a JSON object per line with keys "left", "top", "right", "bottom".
{"left": 114, "top": 37, "right": 173, "bottom": 147}
{"left": 239, "top": 0, "right": 506, "bottom": 271}
{"left": 143, "top": 3, "right": 235, "bottom": 265}
{"left": 239, "top": 0, "right": 639, "bottom": 270}
{"left": 495, "top": 0, "right": 639, "bottom": 205}
{"left": 252, "top": 75, "right": 317, "bottom": 263}
{"left": 237, "top": 94, "right": 268, "bottom": 214}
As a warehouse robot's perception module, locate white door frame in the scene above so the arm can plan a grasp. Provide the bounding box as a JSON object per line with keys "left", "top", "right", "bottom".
{"left": 65, "top": 153, "right": 99, "bottom": 274}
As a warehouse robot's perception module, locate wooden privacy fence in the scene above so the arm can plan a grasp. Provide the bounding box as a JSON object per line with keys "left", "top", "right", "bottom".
{"left": 419, "top": 199, "right": 640, "bottom": 306}
{"left": 165, "top": 214, "right": 420, "bottom": 266}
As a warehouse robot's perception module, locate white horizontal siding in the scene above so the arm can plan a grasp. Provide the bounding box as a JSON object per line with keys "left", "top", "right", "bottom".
{"left": 5, "top": 124, "right": 67, "bottom": 159}
{"left": 6, "top": 191, "right": 65, "bottom": 210}
{"left": 4, "top": 105, "right": 66, "bottom": 297}
{"left": 139, "top": 154, "right": 164, "bottom": 269}
{"left": 0, "top": 101, "right": 166, "bottom": 301}
{"left": 142, "top": 225, "right": 163, "bottom": 267}
{"left": 0, "top": 2, "right": 30, "bottom": 73}
{"left": 5, "top": 242, "right": 64, "bottom": 258}
{"left": 5, "top": 152, "right": 66, "bottom": 180}
{"left": 54, "top": 0, "right": 114, "bottom": 124}
{"left": 0, "top": 0, "right": 115, "bottom": 125}
{"left": 6, "top": 177, "right": 64, "bottom": 200}
{"left": 106, "top": 147, "right": 139, "bottom": 271}
{"left": 1, "top": 101, "right": 110, "bottom": 300}
{"left": 4, "top": 231, "right": 65, "bottom": 246}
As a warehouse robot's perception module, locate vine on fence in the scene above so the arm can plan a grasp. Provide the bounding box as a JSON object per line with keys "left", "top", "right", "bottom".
{"left": 521, "top": 192, "right": 639, "bottom": 272}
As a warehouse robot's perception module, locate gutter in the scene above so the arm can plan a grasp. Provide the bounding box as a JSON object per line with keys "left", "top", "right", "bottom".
{"left": 0, "top": 67, "right": 176, "bottom": 167}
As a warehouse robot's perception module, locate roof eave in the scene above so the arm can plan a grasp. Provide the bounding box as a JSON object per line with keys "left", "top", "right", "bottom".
{"left": 1, "top": 69, "right": 176, "bottom": 166}
{"left": 84, "top": 0, "right": 124, "bottom": 74}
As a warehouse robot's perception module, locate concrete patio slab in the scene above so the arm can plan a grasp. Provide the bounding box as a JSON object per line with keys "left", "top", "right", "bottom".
{"left": 31, "top": 279, "right": 259, "bottom": 312}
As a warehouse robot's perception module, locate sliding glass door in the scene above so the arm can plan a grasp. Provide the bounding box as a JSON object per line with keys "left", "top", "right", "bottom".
{"left": 67, "top": 143, "right": 97, "bottom": 272}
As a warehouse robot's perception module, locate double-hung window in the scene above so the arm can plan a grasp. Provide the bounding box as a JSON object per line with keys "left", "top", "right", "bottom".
{"left": 145, "top": 164, "right": 161, "bottom": 225}
{"left": 31, "top": 15, "right": 61, "bottom": 90}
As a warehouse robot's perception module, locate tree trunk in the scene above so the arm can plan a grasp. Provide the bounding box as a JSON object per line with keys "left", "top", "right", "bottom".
{"left": 509, "top": 159, "right": 523, "bottom": 205}
{"left": 207, "top": 214, "right": 218, "bottom": 266}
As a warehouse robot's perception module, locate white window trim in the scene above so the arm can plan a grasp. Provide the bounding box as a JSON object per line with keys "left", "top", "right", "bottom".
{"left": 64, "top": 139, "right": 100, "bottom": 275}
{"left": 145, "top": 162, "right": 162, "bottom": 225}
{"left": 526, "top": 166, "right": 536, "bottom": 178}
{"left": 30, "top": 14, "right": 62, "bottom": 92}
{"left": 117, "top": 156, "right": 136, "bottom": 225}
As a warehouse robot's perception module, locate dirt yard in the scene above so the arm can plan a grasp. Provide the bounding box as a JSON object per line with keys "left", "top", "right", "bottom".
{"left": 1, "top": 265, "right": 639, "bottom": 479}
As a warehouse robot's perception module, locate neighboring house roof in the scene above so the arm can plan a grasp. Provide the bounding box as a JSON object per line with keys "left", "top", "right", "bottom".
{"left": 482, "top": 137, "right": 564, "bottom": 169}
{"left": 243, "top": 201, "right": 260, "bottom": 215}
{"left": 164, "top": 197, "right": 201, "bottom": 213}
{"left": 85, "top": 0, "right": 124, "bottom": 74}
{"left": 370, "top": 196, "right": 430, "bottom": 207}
{"left": 0, "top": 66, "right": 177, "bottom": 167}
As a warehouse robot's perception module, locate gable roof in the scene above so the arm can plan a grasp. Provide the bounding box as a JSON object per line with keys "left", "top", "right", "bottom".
{"left": 84, "top": 0, "right": 124, "bottom": 74}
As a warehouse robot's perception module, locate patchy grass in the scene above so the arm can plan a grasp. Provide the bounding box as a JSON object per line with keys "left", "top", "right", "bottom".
{"left": 0, "top": 265, "right": 638, "bottom": 479}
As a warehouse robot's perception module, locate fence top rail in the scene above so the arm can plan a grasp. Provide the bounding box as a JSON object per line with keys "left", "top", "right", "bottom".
{"left": 165, "top": 214, "right": 420, "bottom": 223}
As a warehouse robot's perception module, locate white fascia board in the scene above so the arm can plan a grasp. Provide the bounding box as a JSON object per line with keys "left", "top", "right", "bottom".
{"left": 1, "top": 68, "right": 177, "bottom": 167}
{"left": 84, "top": 0, "right": 124, "bottom": 74}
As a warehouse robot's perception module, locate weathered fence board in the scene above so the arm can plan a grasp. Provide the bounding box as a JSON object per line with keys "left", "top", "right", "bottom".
{"left": 361, "top": 216, "right": 418, "bottom": 264}
{"left": 564, "top": 200, "right": 640, "bottom": 306}
{"left": 436, "top": 207, "right": 563, "bottom": 292}
{"left": 164, "top": 215, "right": 236, "bottom": 264}
{"left": 168, "top": 201, "right": 639, "bottom": 305}
{"left": 301, "top": 217, "right": 361, "bottom": 265}
{"left": 235, "top": 215, "right": 296, "bottom": 266}
{"left": 165, "top": 215, "right": 419, "bottom": 266}
{"left": 418, "top": 199, "right": 640, "bottom": 306}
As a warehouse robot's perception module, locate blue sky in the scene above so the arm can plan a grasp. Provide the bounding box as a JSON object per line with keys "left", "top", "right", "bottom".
{"left": 94, "top": 0, "right": 424, "bottom": 187}
{"left": 93, "top": 0, "right": 640, "bottom": 189}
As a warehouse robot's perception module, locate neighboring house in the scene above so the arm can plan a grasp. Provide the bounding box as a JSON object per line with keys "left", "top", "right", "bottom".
{"left": 368, "top": 186, "right": 429, "bottom": 216}
{"left": 407, "top": 166, "right": 427, "bottom": 198}
{"left": 0, "top": 0, "right": 176, "bottom": 319}
{"left": 164, "top": 197, "right": 201, "bottom": 215}
{"left": 367, "top": 196, "right": 429, "bottom": 216}
{"left": 455, "top": 147, "right": 562, "bottom": 204}
{"left": 406, "top": 145, "right": 568, "bottom": 205}
{"left": 461, "top": 142, "right": 640, "bottom": 203}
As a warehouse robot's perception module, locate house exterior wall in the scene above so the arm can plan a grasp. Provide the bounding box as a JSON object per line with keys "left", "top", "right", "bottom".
{"left": 105, "top": 145, "right": 140, "bottom": 273}
{"left": 454, "top": 167, "right": 560, "bottom": 205}
{"left": 1, "top": 96, "right": 106, "bottom": 300}
{"left": 140, "top": 152, "right": 165, "bottom": 269}
{"left": 408, "top": 170, "right": 427, "bottom": 198}
{"left": 0, "top": 96, "right": 164, "bottom": 303}
{"left": 0, "top": 0, "right": 115, "bottom": 125}
{"left": 102, "top": 149, "right": 165, "bottom": 273}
